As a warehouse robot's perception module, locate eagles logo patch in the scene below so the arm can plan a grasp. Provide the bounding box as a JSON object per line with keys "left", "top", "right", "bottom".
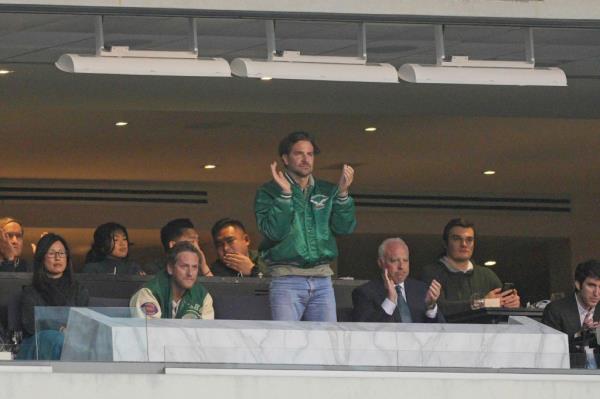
{"left": 182, "top": 304, "right": 202, "bottom": 319}
{"left": 141, "top": 302, "right": 158, "bottom": 316}
{"left": 310, "top": 194, "right": 329, "bottom": 209}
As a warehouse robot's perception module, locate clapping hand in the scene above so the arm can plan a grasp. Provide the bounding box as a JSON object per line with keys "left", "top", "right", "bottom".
{"left": 425, "top": 279, "right": 441, "bottom": 308}
{"left": 271, "top": 162, "right": 291, "bottom": 194}
{"left": 383, "top": 269, "right": 398, "bottom": 304}
{"left": 337, "top": 164, "right": 354, "bottom": 196}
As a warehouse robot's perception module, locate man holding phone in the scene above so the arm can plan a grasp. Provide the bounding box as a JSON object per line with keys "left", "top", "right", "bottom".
{"left": 421, "top": 218, "right": 520, "bottom": 316}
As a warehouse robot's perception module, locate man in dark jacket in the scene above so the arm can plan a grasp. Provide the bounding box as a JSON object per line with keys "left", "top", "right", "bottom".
{"left": 542, "top": 259, "right": 600, "bottom": 368}
{"left": 210, "top": 218, "right": 267, "bottom": 277}
{"left": 255, "top": 131, "right": 356, "bottom": 321}
{"left": 0, "top": 217, "right": 31, "bottom": 272}
{"left": 421, "top": 218, "right": 520, "bottom": 316}
{"left": 143, "top": 218, "right": 212, "bottom": 277}
{"left": 352, "top": 238, "right": 444, "bottom": 323}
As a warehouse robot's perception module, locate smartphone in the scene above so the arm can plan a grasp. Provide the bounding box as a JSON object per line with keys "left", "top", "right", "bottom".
{"left": 501, "top": 282, "right": 515, "bottom": 293}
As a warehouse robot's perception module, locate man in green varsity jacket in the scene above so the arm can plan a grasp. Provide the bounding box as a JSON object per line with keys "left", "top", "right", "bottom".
{"left": 255, "top": 131, "right": 356, "bottom": 322}
{"left": 130, "top": 241, "right": 214, "bottom": 319}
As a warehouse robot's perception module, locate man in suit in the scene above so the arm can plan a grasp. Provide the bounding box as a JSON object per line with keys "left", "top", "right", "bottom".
{"left": 542, "top": 259, "right": 600, "bottom": 368}
{"left": 352, "top": 237, "right": 443, "bottom": 323}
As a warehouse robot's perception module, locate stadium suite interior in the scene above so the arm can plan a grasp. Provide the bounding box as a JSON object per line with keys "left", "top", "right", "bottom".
{"left": 1, "top": 15, "right": 600, "bottom": 306}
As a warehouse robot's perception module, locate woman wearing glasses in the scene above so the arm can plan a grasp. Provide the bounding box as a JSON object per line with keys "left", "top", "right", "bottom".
{"left": 17, "top": 233, "right": 89, "bottom": 360}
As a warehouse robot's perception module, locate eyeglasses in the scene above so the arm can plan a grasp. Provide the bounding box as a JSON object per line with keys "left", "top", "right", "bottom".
{"left": 46, "top": 251, "right": 67, "bottom": 258}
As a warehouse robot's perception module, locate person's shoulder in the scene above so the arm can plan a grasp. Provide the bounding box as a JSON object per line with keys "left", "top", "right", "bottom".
{"left": 16, "top": 258, "right": 30, "bottom": 272}
{"left": 421, "top": 261, "right": 444, "bottom": 275}
{"left": 190, "top": 282, "right": 209, "bottom": 301}
{"left": 249, "top": 249, "right": 262, "bottom": 263}
{"left": 472, "top": 264, "right": 500, "bottom": 278}
{"left": 257, "top": 180, "right": 279, "bottom": 193}
{"left": 123, "top": 259, "right": 142, "bottom": 274}
{"left": 542, "top": 297, "right": 567, "bottom": 320}
{"left": 255, "top": 180, "right": 286, "bottom": 202}
{"left": 353, "top": 278, "right": 382, "bottom": 294}
{"left": 81, "top": 261, "right": 103, "bottom": 273}
{"left": 20, "top": 284, "right": 42, "bottom": 303}
{"left": 132, "top": 286, "right": 154, "bottom": 298}
{"left": 143, "top": 271, "right": 166, "bottom": 290}
{"left": 545, "top": 294, "right": 574, "bottom": 311}
{"left": 209, "top": 259, "right": 231, "bottom": 277}
{"left": 21, "top": 284, "right": 36, "bottom": 295}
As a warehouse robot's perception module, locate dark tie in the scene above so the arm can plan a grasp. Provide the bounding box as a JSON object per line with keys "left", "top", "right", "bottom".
{"left": 396, "top": 285, "right": 413, "bottom": 323}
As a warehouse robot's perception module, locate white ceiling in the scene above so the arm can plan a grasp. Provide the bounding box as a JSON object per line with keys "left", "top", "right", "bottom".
{"left": 1, "top": 13, "right": 600, "bottom": 196}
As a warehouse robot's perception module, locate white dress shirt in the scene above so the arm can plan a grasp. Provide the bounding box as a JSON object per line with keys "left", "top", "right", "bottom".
{"left": 380, "top": 281, "right": 438, "bottom": 319}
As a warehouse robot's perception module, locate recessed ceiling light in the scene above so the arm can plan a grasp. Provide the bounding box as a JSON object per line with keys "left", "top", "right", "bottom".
{"left": 115, "top": 121, "right": 128, "bottom": 127}
{"left": 364, "top": 127, "right": 377, "bottom": 132}
{"left": 0, "top": 69, "right": 14, "bottom": 75}
{"left": 260, "top": 76, "right": 272, "bottom": 81}
{"left": 483, "top": 170, "right": 496, "bottom": 175}
{"left": 203, "top": 164, "right": 217, "bottom": 169}
{"left": 484, "top": 260, "right": 497, "bottom": 267}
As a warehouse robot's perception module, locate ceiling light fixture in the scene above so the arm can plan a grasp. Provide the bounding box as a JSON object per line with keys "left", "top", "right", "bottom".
{"left": 56, "top": 51, "right": 231, "bottom": 77}
{"left": 483, "top": 170, "right": 496, "bottom": 175}
{"left": 231, "top": 21, "right": 398, "bottom": 83}
{"left": 55, "top": 17, "right": 231, "bottom": 78}
{"left": 203, "top": 164, "right": 217, "bottom": 169}
{"left": 260, "top": 76, "right": 273, "bottom": 81}
{"left": 0, "top": 69, "right": 13, "bottom": 75}
{"left": 115, "top": 121, "right": 128, "bottom": 127}
{"left": 484, "top": 260, "right": 497, "bottom": 267}
{"left": 398, "top": 26, "right": 567, "bottom": 86}
{"left": 364, "top": 127, "right": 377, "bottom": 132}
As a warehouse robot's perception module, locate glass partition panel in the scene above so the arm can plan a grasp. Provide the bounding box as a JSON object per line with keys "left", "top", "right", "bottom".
{"left": 12, "top": 306, "right": 572, "bottom": 370}
{"left": 19, "top": 307, "right": 149, "bottom": 361}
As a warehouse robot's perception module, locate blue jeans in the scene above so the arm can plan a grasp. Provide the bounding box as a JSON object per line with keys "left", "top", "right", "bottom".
{"left": 269, "top": 276, "right": 337, "bottom": 322}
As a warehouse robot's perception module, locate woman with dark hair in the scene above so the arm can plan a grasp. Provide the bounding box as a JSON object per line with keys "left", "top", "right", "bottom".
{"left": 18, "top": 233, "right": 89, "bottom": 360}
{"left": 82, "top": 222, "right": 142, "bottom": 275}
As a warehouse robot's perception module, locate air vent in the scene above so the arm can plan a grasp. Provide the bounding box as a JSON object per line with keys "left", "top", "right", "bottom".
{"left": 0, "top": 185, "right": 207, "bottom": 205}
{"left": 353, "top": 194, "right": 569, "bottom": 213}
